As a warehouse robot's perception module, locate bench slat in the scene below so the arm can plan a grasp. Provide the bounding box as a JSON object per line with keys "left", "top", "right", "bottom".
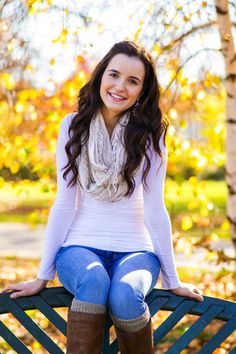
{"left": 148, "top": 296, "right": 170, "bottom": 315}
{"left": 54, "top": 292, "right": 73, "bottom": 308}
{"left": 198, "top": 313, "right": 236, "bottom": 354}
{"left": 166, "top": 304, "right": 224, "bottom": 353}
{"left": 29, "top": 295, "right": 67, "bottom": 335}
{"left": 1, "top": 298, "right": 64, "bottom": 354}
{"left": 0, "top": 320, "right": 32, "bottom": 354}
{"left": 153, "top": 300, "right": 196, "bottom": 343}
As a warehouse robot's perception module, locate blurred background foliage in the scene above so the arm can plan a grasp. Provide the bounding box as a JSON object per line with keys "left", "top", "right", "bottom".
{"left": 0, "top": 0, "right": 235, "bottom": 352}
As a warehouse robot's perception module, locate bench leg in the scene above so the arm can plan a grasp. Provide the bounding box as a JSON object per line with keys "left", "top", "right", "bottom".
{"left": 66, "top": 309, "right": 105, "bottom": 354}
{"left": 114, "top": 319, "right": 154, "bottom": 354}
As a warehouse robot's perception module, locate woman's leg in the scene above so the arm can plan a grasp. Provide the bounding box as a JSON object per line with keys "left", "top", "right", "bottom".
{"left": 55, "top": 245, "right": 110, "bottom": 354}
{"left": 56, "top": 245, "right": 110, "bottom": 311}
{"left": 108, "top": 251, "right": 160, "bottom": 328}
{"left": 108, "top": 251, "right": 161, "bottom": 354}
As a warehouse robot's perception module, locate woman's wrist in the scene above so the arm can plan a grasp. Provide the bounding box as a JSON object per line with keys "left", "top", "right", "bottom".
{"left": 37, "top": 278, "right": 49, "bottom": 286}
{"left": 171, "top": 284, "right": 182, "bottom": 290}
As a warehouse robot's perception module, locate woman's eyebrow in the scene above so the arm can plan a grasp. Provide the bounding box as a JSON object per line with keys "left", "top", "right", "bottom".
{"left": 108, "top": 69, "right": 141, "bottom": 82}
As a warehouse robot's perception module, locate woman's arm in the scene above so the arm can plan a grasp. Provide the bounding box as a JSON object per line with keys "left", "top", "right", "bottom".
{"left": 37, "top": 113, "right": 77, "bottom": 280}
{"left": 142, "top": 134, "right": 181, "bottom": 290}
{"left": 142, "top": 135, "right": 204, "bottom": 301}
{"left": 0, "top": 115, "right": 77, "bottom": 298}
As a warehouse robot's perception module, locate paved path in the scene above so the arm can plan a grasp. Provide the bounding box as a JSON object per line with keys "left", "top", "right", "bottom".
{"left": 0, "top": 222, "right": 235, "bottom": 271}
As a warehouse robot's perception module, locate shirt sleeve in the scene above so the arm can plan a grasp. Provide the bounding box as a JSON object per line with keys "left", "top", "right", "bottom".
{"left": 37, "top": 113, "right": 77, "bottom": 280}
{"left": 142, "top": 134, "right": 181, "bottom": 289}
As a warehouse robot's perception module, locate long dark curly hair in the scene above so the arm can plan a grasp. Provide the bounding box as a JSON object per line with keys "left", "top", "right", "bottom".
{"left": 63, "top": 40, "right": 169, "bottom": 197}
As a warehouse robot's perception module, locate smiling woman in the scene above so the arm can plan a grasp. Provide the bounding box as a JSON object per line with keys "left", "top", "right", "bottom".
{"left": 100, "top": 54, "right": 145, "bottom": 135}
{"left": 2, "top": 40, "right": 203, "bottom": 354}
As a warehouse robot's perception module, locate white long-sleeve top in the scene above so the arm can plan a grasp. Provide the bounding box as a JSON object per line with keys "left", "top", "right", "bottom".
{"left": 37, "top": 113, "right": 181, "bottom": 289}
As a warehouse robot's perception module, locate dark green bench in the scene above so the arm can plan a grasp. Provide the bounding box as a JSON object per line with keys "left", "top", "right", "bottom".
{"left": 0, "top": 286, "right": 236, "bottom": 353}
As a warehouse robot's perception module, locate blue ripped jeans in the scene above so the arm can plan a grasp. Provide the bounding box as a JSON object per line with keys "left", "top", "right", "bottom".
{"left": 55, "top": 245, "right": 161, "bottom": 321}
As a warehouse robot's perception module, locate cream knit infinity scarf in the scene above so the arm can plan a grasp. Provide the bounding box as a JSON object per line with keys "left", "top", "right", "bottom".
{"left": 76, "top": 111, "right": 143, "bottom": 202}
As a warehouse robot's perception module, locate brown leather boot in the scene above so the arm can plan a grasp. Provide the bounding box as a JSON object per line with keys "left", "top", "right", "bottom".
{"left": 115, "top": 319, "right": 154, "bottom": 354}
{"left": 66, "top": 309, "right": 105, "bottom": 354}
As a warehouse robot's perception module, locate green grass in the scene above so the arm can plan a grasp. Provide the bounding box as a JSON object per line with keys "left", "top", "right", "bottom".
{"left": 0, "top": 179, "right": 227, "bottom": 225}
{"left": 165, "top": 179, "right": 227, "bottom": 212}
{"left": 0, "top": 180, "right": 54, "bottom": 222}
{"left": 0, "top": 181, "right": 54, "bottom": 205}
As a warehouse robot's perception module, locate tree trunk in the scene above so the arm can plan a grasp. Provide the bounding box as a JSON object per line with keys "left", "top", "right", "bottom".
{"left": 215, "top": 0, "right": 236, "bottom": 251}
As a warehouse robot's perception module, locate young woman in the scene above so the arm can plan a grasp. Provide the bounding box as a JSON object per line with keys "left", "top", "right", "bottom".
{"left": 2, "top": 41, "right": 203, "bottom": 354}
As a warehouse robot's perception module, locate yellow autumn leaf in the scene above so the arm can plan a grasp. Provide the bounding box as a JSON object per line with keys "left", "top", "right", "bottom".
{"left": 28, "top": 0, "right": 41, "bottom": 15}
{"left": 25, "top": 64, "right": 35, "bottom": 72}
{"left": 32, "top": 340, "right": 41, "bottom": 349}
{"left": 200, "top": 207, "right": 209, "bottom": 217}
{"left": 76, "top": 55, "right": 85, "bottom": 63}
{"left": 180, "top": 119, "right": 187, "bottom": 129}
{"left": 187, "top": 200, "right": 200, "bottom": 210}
{"left": 10, "top": 161, "right": 20, "bottom": 174}
{"left": 180, "top": 86, "right": 192, "bottom": 99}
{"left": 0, "top": 73, "right": 15, "bottom": 90}
{"left": 153, "top": 43, "right": 162, "bottom": 55}
{"left": 221, "top": 219, "right": 230, "bottom": 230}
{"left": 52, "top": 28, "right": 68, "bottom": 45}
{"left": 50, "top": 58, "right": 56, "bottom": 65}
{"left": 181, "top": 216, "right": 193, "bottom": 231}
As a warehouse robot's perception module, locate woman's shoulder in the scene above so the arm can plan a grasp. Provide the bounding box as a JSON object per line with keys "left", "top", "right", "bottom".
{"left": 58, "top": 112, "right": 77, "bottom": 141}
{"left": 59, "top": 112, "right": 78, "bottom": 137}
{"left": 60, "top": 112, "right": 77, "bottom": 127}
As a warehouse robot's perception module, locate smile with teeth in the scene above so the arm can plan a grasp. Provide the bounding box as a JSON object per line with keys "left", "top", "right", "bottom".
{"left": 108, "top": 92, "right": 127, "bottom": 101}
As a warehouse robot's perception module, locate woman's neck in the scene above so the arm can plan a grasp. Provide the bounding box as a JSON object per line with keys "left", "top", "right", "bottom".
{"left": 100, "top": 107, "right": 120, "bottom": 139}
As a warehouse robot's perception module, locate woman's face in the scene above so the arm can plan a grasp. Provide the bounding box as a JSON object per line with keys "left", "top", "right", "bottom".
{"left": 100, "top": 53, "right": 145, "bottom": 118}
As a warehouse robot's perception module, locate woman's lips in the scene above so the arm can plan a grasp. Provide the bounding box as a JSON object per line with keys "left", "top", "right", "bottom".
{"left": 108, "top": 92, "right": 127, "bottom": 102}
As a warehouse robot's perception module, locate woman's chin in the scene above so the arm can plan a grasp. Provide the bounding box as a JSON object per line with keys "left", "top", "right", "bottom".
{"left": 102, "top": 104, "right": 129, "bottom": 115}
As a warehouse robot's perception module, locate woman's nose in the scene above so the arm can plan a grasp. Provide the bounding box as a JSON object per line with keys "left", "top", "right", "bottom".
{"left": 114, "top": 79, "right": 126, "bottom": 92}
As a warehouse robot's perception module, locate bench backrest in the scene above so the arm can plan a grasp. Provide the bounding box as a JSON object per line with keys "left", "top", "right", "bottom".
{"left": 0, "top": 287, "right": 236, "bottom": 353}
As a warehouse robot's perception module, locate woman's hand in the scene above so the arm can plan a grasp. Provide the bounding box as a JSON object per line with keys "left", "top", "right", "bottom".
{"left": 170, "top": 283, "right": 204, "bottom": 302}
{"left": 1, "top": 279, "right": 49, "bottom": 299}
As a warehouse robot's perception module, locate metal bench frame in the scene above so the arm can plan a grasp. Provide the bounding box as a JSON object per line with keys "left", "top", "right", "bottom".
{"left": 0, "top": 286, "right": 236, "bottom": 353}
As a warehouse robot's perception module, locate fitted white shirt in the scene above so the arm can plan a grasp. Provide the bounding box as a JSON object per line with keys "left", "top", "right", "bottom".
{"left": 37, "top": 113, "right": 181, "bottom": 289}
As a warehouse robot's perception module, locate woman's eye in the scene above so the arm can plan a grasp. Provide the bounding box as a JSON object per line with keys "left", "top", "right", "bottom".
{"left": 109, "top": 73, "right": 118, "bottom": 78}
{"left": 129, "top": 79, "right": 138, "bottom": 85}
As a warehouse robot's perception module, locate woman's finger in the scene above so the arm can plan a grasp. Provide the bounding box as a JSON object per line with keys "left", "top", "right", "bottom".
{"left": 2, "top": 284, "right": 17, "bottom": 292}
{"left": 191, "top": 291, "right": 204, "bottom": 302}
{"left": 193, "top": 287, "right": 201, "bottom": 293}
{"left": 193, "top": 289, "right": 203, "bottom": 299}
{"left": 4, "top": 284, "right": 23, "bottom": 293}
{"left": 10, "top": 290, "right": 27, "bottom": 299}
{"left": 1, "top": 288, "right": 10, "bottom": 292}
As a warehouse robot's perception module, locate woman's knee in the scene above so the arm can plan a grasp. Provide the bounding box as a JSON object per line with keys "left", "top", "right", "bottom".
{"left": 70, "top": 266, "right": 111, "bottom": 310}
{"left": 108, "top": 281, "right": 145, "bottom": 320}
{"left": 76, "top": 265, "right": 111, "bottom": 301}
{"left": 56, "top": 246, "right": 111, "bottom": 303}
